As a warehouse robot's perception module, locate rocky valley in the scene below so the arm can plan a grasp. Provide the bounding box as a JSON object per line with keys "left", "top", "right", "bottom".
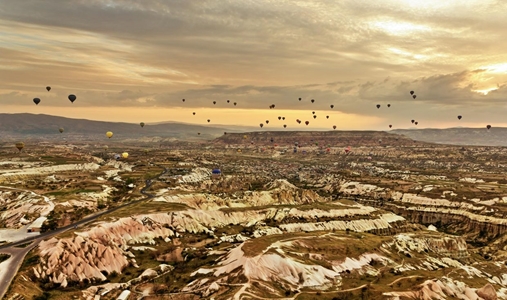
{"left": 2, "top": 130, "right": 507, "bottom": 300}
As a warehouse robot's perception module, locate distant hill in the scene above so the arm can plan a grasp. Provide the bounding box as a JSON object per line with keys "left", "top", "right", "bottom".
{"left": 392, "top": 128, "right": 507, "bottom": 146}
{"left": 0, "top": 113, "right": 241, "bottom": 142}
{"left": 214, "top": 130, "right": 428, "bottom": 147}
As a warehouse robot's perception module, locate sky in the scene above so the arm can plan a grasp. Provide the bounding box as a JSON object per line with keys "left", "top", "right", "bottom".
{"left": 1, "top": 0, "right": 507, "bottom": 130}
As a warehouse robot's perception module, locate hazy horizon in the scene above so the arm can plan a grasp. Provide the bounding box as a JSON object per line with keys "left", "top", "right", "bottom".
{"left": 2, "top": 1, "right": 507, "bottom": 130}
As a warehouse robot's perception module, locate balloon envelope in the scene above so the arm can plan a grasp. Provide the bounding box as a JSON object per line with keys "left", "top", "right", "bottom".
{"left": 59, "top": 127, "right": 64, "bottom": 133}
{"left": 33, "top": 98, "right": 41, "bottom": 105}
{"left": 106, "top": 131, "right": 113, "bottom": 138}
{"left": 68, "top": 94, "right": 76, "bottom": 103}
{"left": 15, "top": 142, "right": 24, "bottom": 152}
{"left": 140, "top": 122, "right": 145, "bottom": 127}
{"left": 46, "top": 86, "right": 51, "bottom": 92}
{"left": 122, "top": 152, "right": 129, "bottom": 159}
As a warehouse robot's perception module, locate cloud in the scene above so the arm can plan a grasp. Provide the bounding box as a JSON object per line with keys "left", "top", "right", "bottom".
{"left": 1, "top": 0, "right": 507, "bottom": 128}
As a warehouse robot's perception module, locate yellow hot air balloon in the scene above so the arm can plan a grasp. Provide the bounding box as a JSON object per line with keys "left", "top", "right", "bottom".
{"left": 15, "top": 142, "right": 24, "bottom": 152}
{"left": 106, "top": 131, "right": 113, "bottom": 138}
{"left": 140, "top": 122, "right": 145, "bottom": 128}
{"left": 243, "top": 135, "right": 247, "bottom": 139}
{"left": 59, "top": 127, "right": 64, "bottom": 133}
{"left": 122, "top": 152, "right": 129, "bottom": 159}
{"left": 104, "top": 145, "right": 109, "bottom": 151}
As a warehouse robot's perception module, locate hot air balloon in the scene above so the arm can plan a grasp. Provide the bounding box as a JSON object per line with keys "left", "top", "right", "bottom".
{"left": 376, "top": 104, "right": 380, "bottom": 109}
{"left": 122, "top": 152, "right": 129, "bottom": 159}
{"left": 413, "top": 95, "right": 417, "bottom": 99}
{"left": 234, "top": 102, "right": 237, "bottom": 106}
{"left": 243, "top": 135, "right": 247, "bottom": 139}
{"left": 227, "top": 100, "right": 230, "bottom": 103}
{"left": 15, "top": 142, "right": 24, "bottom": 152}
{"left": 59, "top": 127, "right": 64, "bottom": 133}
{"left": 415, "top": 122, "right": 418, "bottom": 125}
{"left": 305, "top": 121, "right": 309, "bottom": 125}
{"left": 198, "top": 132, "right": 201, "bottom": 135}
{"left": 182, "top": 99, "right": 185, "bottom": 102}
{"left": 213, "top": 101, "right": 216, "bottom": 105}
{"left": 333, "top": 125, "right": 336, "bottom": 130}
{"left": 46, "top": 86, "right": 51, "bottom": 92}
{"left": 299, "top": 98, "right": 302, "bottom": 101}
{"left": 283, "top": 124, "right": 287, "bottom": 128}
{"left": 457, "top": 115, "right": 462, "bottom": 120}
{"left": 68, "top": 94, "right": 76, "bottom": 103}
{"left": 207, "top": 119, "right": 210, "bottom": 123}
{"left": 411, "top": 120, "right": 415, "bottom": 124}
{"left": 487, "top": 125, "right": 492, "bottom": 130}
{"left": 140, "top": 122, "right": 145, "bottom": 127}
{"left": 282, "top": 117, "right": 285, "bottom": 120}
{"left": 312, "top": 111, "right": 315, "bottom": 115}
{"left": 106, "top": 131, "right": 113, "bottom": 138}
{"left": 330, "top": 105, "right": 334, "bottom": 109}
{"left": 260, "top": 123, "right": 264, "bottom": 128}
{"left": 326, "top": 116, "right": 329, "bottom": 119}
{"left": 387, "top": 104, "right": 391, "bottom": 107}
{"left": 33, "top": 98, "right": 41, "bottom": 105}
{"left": 224, "top": 132, "right": 227, "bottom": 135}
{"left": 193, "top": 112, "right": 196, "bottom": 115}
{"left": 410, "top": 91, "right": 414, "bottom": 95}
{"left": 389, "top": 125, "right": 392, "bottom": 128}
{"left": 311, "top": 99, "right": 315, "bottom": 103}
{"left": 266, "top": 120, "right": 269, "bottom": 124}
{"left": 313, "top": 115, "right": 317, "bottom": 119}
{"left": 278, "top": 116, "right": 281, "bottom": 120}
{"left": 104, "top": 145, "right": 109, "bottom": 151}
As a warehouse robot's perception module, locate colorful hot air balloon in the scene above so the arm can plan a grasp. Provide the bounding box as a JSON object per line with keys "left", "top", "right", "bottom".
{"left": 140, "top": 122, "right": 145, "bottom": 127}
{"left": 122, "top": 152, "right": 129, "bottom": 159}
{"left": 46, "top": 86, "right": 51, "bottom": 92}
{"left": 106, "top": 131, "right": 113, "bottom": 138}
{"left": 15, "top": 142, "right": 24, "bottom": 152}
{"left": 68, "top": 94, "right": 76, "bottom": 103}
{"left": 33, "top": 98, "right": 41, "bottom": 105}
{"left": 59, "top": 127, "right": 64, "bottom": 133}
